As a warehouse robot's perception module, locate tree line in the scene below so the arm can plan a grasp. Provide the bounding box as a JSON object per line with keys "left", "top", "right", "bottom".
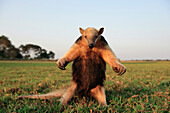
{"left": 0, "top": 35, "right": 55, "bottom": 60}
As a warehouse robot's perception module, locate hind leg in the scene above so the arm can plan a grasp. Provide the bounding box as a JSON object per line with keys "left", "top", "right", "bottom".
{"left": 61, "top": 81, "right": 77, "bottom": 105}
{"left": 90, "top": 85, "right": 107, "bottom": 106}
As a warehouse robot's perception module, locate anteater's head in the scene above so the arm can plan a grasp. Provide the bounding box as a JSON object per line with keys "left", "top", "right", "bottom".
{"left": 79, "top": 27, "right": 104, "bottom": 49}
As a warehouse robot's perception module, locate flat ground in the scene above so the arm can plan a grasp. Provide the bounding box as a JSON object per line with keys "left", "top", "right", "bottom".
{"left": 0, "top": 61, "right": 169, "bottom": 112}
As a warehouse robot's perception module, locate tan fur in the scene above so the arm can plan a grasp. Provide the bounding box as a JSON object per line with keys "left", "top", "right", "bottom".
{"left": 57, "top": 27, "right": 126, "bottom": 105}
{"left": 17, "top": 27, "right": 126, "bottom": 106}
{"left": 60, "top": 81, "right": 77, "bottom": 105}
{"left": 17, "top": 89, "right": 66, "bottom": 99}
{"left": 99, "top": 44, "right": 126, "bottom": 75}
{"left": 90, "top": 85, "right": 107, "bottom": 106}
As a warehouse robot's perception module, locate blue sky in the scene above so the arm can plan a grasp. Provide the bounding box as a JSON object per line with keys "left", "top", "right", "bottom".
{"left": 0, "top": 0, "right": 170, "bottom": 60}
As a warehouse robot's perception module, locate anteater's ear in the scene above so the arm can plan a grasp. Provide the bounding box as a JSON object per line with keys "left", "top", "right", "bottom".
{"left": 79, "top": 27, "right": 84, "bottom": 35}
{"left": 98, "top": 27, "right": 104, "bottom": 35}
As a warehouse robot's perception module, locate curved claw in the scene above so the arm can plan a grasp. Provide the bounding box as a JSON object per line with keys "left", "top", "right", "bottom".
{"left": 57, "top": 63, "right": 66, "bottom": 70}
{"left": 118, "top": 67, "right": 126, "bottom": 75}
{"left": 56, "top": 58, "right": 68, "bottom": 70}
{"left": 59, "top": 67, "right": 66, "bottom": 70}
{"left": 113, "top": 63, "right": 126, "bottom": 76}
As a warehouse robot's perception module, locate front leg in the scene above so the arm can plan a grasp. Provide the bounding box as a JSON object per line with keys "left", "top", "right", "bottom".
{"left": 100, "top": 45, "right": 126, "bottom": 75}
{"left": 57, "top": 43, "right": 80, "bottom": 70}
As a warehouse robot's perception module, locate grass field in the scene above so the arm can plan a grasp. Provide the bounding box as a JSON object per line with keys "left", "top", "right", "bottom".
{"left": 0, "top": 61, "right": 169, "bottom": 112}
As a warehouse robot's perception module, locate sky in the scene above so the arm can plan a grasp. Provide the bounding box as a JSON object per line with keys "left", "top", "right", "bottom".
{"left": 0, "top": 0, "right": 170, "bottom": 60}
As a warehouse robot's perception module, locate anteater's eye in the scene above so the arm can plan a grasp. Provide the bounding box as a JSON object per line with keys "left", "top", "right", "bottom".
{"left": 95, "top": 35, "right": 98, "bottom": 38}
{"left": 85, "top": 36, "right": 87, "bottom": 39}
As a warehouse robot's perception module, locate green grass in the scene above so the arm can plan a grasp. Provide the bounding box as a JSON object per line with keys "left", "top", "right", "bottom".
{"left": 0, "top": 61, "right": 169, "bottom": 112}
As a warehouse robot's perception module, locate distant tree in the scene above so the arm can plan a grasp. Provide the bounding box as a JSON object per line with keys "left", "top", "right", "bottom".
{"left": 19, "top": 44, "right": 42, "bottom": 59}
{"left": 0, "top": 35, "right": 13, "bottom": 49}
{"left": 48, "top": 51, "right": 55, "bottom": 59}
{"left": 39, "top": 49, "right": 49, "bottom": 59}
{"left": 7, "top": 47, "right": 23, "bottom": 59}
{"left": 19, "top": 44, "right": 55, "bottom": 59}
{"left": 0, "top": 35, "right": 22, "bottom": 59}
{"left": 0, "top": 35, "right": 55, "bottom": 60}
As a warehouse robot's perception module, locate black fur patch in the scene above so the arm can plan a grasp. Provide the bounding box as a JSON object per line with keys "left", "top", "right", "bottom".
{"left": 100, "top": 36, "right": 108, "bottom": 45}
{"left": 75, "top": 36, "right": 82, "bottom": 44}
{"left": 95, "top": 36, "right": 108, "bottom": 47}
{"left": 72, "top": 50, "right": 106, "bottom": 96}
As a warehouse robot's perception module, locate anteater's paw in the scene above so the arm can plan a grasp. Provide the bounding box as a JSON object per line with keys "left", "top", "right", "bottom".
{"left": 56, "top": 58, "right": 68, "bottom": 70}
{"left": 113, "top": 63, "right": 126, "bottom": 75}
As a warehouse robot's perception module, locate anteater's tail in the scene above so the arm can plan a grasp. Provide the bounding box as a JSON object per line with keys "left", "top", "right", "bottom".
{"left": 17, "top": 89, "right": 66, "bottom": 100}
